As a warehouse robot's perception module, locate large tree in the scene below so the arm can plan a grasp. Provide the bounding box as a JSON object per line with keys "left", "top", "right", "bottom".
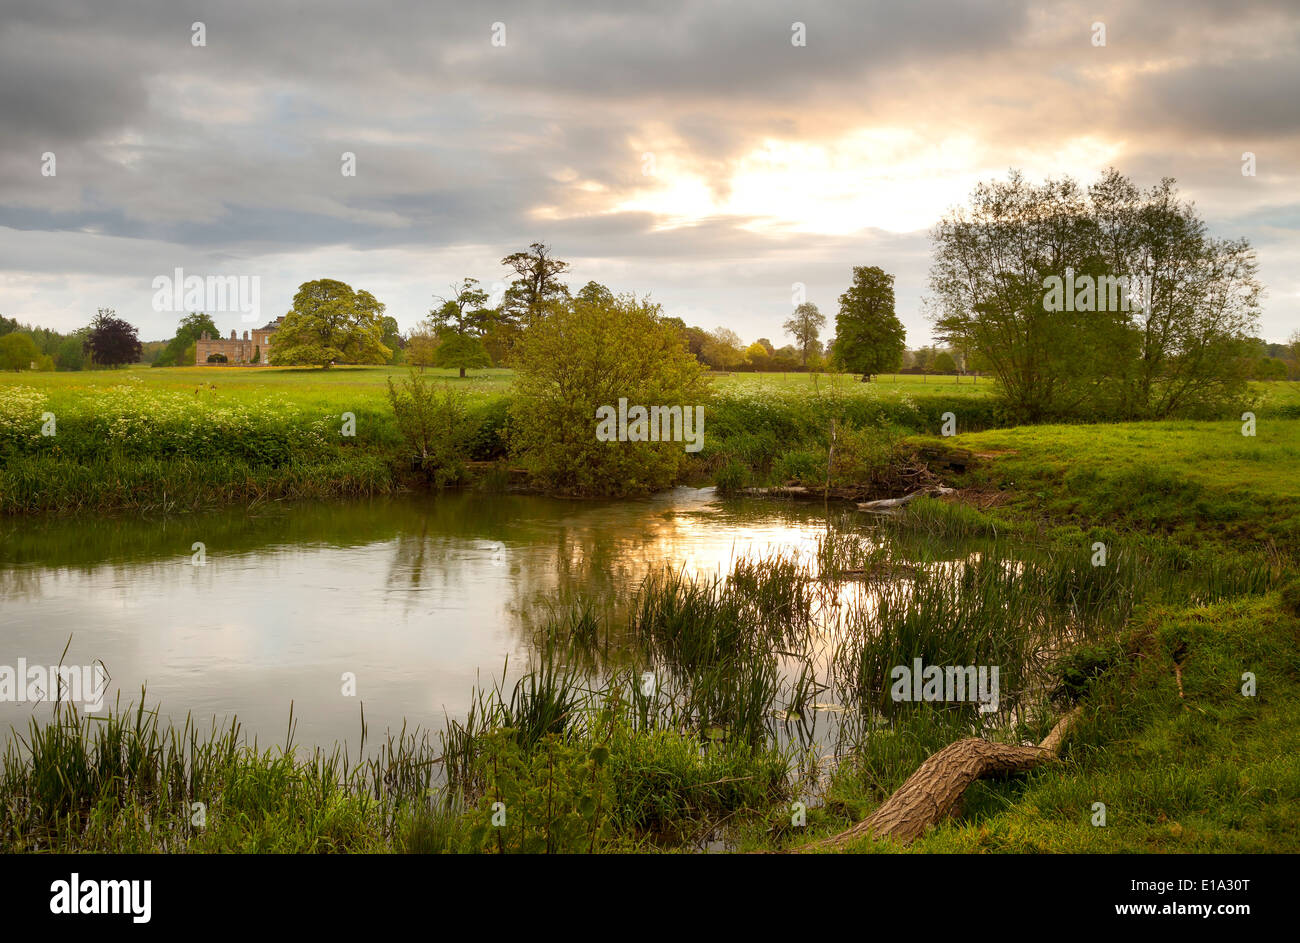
{"left": 405, "top": 324, "right": 440, "bottom": 369}
{"left": 429, "top": 278, "right": 491, "bottom": 335}
{"left": 930, "top": 169, "right": 1259, "bottom": 420}
{"left": 699, "top": 327, "right": 745, "bottom": 371}
{"left": 270, "top": 279, "right": 391, "bottom": 368}
{"left": 500, "top": 242, "right": 571, "bottom": 329}
{"left": 84, "top": 308, "right": 142, "bottom": 368}
{"left": 833, "top": 267, "right": 906, "bottom": 381}
{"left": 427, "top": 278, "right": 494, "bottom": 378}
{"left": 783, "top": 302, "right": 826, "bottom": 367}
{"left": 378, "top": 315, "right": 404, "bottom": 362}
{"left": 1086, "top": 169, "right": 1260, "bottom": 417}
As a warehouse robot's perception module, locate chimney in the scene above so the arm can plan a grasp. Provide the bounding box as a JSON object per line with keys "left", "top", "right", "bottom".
{"left": 229, "top": 329, "right": 236, "bottom": 339}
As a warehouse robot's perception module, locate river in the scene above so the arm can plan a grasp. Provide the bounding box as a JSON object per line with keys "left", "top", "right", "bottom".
{"left": 0, "top": 489, "right": 841, "bottom": 751}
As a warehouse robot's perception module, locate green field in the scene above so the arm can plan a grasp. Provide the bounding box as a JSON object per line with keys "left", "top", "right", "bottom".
{"left": 0, "top": 363, "right": 993, "bottom": 398}
{"left": 2, "top": 365, "right": 1297, "bottom": 515}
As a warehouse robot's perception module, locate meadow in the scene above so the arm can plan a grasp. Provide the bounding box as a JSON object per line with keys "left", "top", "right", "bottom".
{"left": 0, "top": 366, "right": 1008, "bottom": 513}
{"left": 1, "top": 365, "right": 1296, "bottom": 513}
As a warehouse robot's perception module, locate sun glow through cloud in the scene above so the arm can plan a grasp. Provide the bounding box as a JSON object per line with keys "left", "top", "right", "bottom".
{"left": 606, "top": 128, "right": 1127, "bottom": 235}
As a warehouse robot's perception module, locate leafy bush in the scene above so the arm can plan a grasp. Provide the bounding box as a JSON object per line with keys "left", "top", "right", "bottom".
{"left": 771, "top": 448, "right": 824, "bottom": 485}
{"left": 510, "top": 293, "right": 709, "bottom": 495}
{"left": 467, "top": 395, "right": 512, "bottom": 461}
{"left": 387, "top": 373, "right": 476, "bottom": 487}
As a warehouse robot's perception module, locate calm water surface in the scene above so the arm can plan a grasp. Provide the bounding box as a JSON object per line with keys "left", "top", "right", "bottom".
{"left": 0, "top": 489, "right": 837, "bottom": 750}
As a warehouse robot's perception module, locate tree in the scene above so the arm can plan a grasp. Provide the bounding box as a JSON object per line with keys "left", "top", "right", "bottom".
{"left": 378, "top": 316, "right": 404, "bottom": 362}
{"left": 430, "top": 279, "right": 492, "bottom": 335}
{"left": 744, "top": 342, "right": 771, "bottom": 372}
{"left": 1087, "top": 169, "right": 1259, "bottom": 417}
{"left": 1253, "top": 357, "right": 1288, "bottom": 380}
{"left": 833, "top": 267, "right": 906, "bottom": 381}
{"left": 931, "top": 169, "right": 1260, "bottom": 420}
{"left": 0, "top": 332, "right": 40, "bottom": 371}
{"left": 783, "top": 302, "right": 826, "bottom": 367}
{"left": 405, "top": 325, "right": 440, "bottom": 369}
{"left": 682, "top": 326, "right": 711, "bottom": 363}
{"left": 575, "top": 281, "right": 615, "bottom": 308}
{"left": 84, "top": 308, "right": 142, "bottom": 367}
{"left": 55, "top": 332, "right": 87, "bottom": 371}
{"left": 510, "top": 290, "right": 708, "bottom": 495}
{"left": 700, "top": 327, "right": 745, "bottom": 371}
{"left": 501, "top": 242, "right": 571, "bottom": 329}
{"left": 427, "top": 278, "right": 495, "bottom": 378}
{"left": 771, "top": 345, "right": 801, "bottom": 372}
{"left": 910, "top": 346, "right": 936, "bottom": 372}
{"left": 434, "top": 331, "right": 492, "bottom": 378}
{"left": 270, "top": 279, "right": 392, "bottom": 368}
{"left": 932, "top": 351, "right": 958, "bottom": 374}
{"left": 154, "top": 312, "right": 218, "bottom": 367}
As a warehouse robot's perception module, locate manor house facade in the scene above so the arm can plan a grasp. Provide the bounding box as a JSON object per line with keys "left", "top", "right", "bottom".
{"left": 195, "top": 317, "right": 284, "bottom": 365}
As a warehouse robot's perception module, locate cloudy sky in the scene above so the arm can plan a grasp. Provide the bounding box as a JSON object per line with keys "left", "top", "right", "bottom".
{"left": 2, "top": 0, "right": 1297, "bottom": 344}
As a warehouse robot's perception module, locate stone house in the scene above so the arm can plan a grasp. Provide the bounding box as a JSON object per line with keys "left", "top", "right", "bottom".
{"left": 195, "top": 317, "right": 284, "bottom": 365}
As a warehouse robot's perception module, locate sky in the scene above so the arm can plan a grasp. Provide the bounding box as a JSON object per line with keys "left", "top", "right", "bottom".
{"left": 2, "top": 0, "right": 1297, "bottom": 345}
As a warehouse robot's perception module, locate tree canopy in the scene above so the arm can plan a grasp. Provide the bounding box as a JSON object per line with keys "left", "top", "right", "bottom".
{"left": 510, "top": 291, "right": 708, "bottom": 495}
{"left": 783, "top": 302, "right": 826, "bottom": 367}
{"left": 84, "top": 308, "right": 142, "bottom": 367}
{"left": 833, "top": 267, "right": 907, "bottom": 380}
{"left": 0, "top": 332, "right": 41, "bottom": 371}
{"left": 270, "top": 279, "right": 392, "bottom": 368}
{"left": 930, "top": 169, "right": 1261, "bottom": 420}
{"left": 154, "top": 312, "right": 218, "bottom": 367}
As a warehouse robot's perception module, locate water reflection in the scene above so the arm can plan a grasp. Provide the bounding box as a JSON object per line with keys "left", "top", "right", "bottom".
{"left": 0, "top": 489, "right": 841, "bottom": 751}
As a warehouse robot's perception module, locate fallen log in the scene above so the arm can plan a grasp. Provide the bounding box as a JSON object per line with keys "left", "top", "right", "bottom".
{"left": 801, "top": 706, "right": 1082, "bottom": 850}
{"left": 856, "top": 485, "right": 956, "bottom": 513}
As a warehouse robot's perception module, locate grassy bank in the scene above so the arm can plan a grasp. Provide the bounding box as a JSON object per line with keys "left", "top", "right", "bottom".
{"left": 3, "top": 366, "right": 1296, "bottom": 513}
{"left": 920, "top": 419, "right": 1300, "bottom": 557}
{"left": 0, "top": 367, "right": 1000, "bottom": 513}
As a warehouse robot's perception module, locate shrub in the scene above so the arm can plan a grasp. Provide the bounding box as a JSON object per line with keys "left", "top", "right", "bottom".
{"left": 510, "top": 293, "right": 709, "bottom": 495}
{"left": 714, "top": 460, "right": 750, "bottom": 493}
{"left": 387, "top": 373, "right": 476, "bottom": 487}
{"left": 771, "top": 448, "right": 824, "bottom": 485}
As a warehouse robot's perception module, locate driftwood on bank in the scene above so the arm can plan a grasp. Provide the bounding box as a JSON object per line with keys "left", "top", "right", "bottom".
{"left": 855, "top": 485, "right": 956, "bottom": 513}
{"left": 800, "top": 706, "right": 1083, "bottom": 851}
